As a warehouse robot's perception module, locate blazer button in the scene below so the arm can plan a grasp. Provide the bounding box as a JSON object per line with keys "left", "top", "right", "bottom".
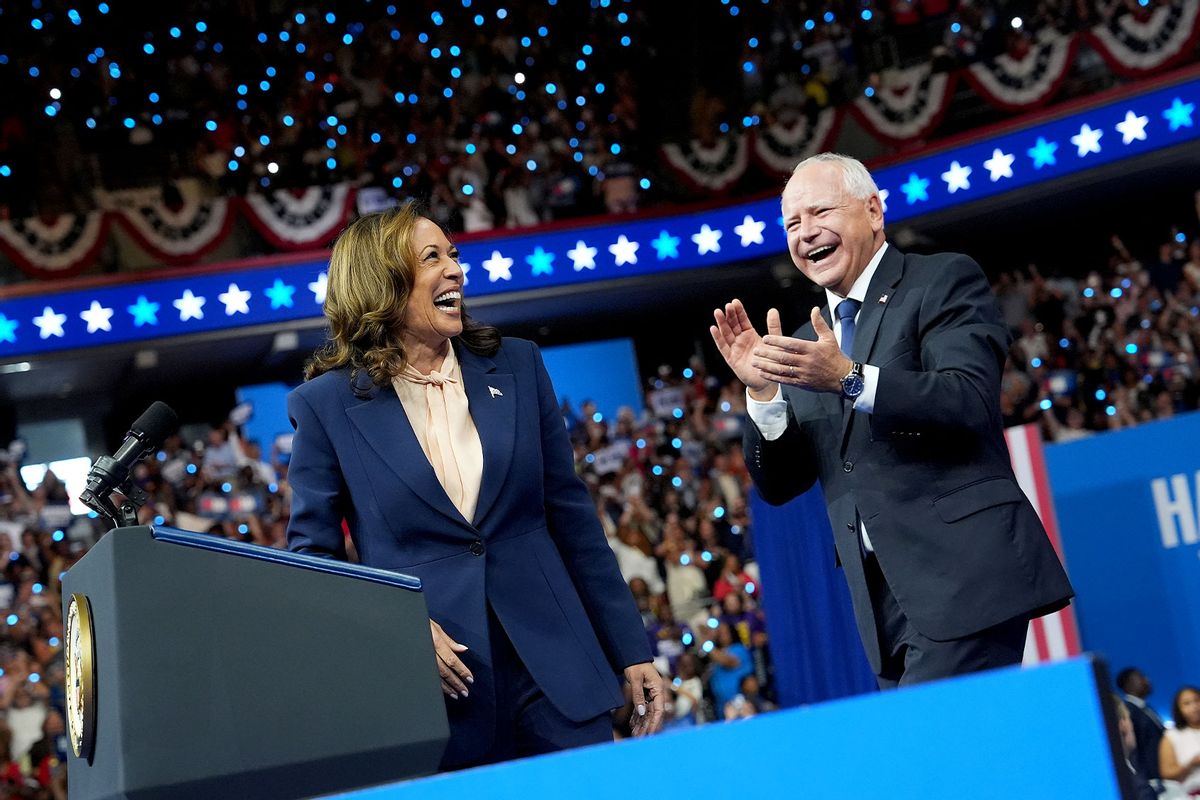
{"left": 470, "top": 540, "right": 485, "bottom": 556}
{"left": 843, "top": 461, "right": 853, "bottom": 473}
{"left": 846, "top": 522, "right": 854, "bottom": 531}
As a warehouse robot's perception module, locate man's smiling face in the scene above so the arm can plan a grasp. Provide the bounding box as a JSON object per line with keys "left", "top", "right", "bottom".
{"left": 781, "top": 161, "right": 885, "bottom": 297}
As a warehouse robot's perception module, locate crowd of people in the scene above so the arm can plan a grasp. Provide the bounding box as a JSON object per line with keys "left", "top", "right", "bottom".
{"left": 0, "top": 0, "right": 1146, "bottom": 229}
{"left": 1117, "top": 668, "right": 1200, "bottom": 797}
{"left": 997, "top": 197, "right": 1200, "bottom": 442}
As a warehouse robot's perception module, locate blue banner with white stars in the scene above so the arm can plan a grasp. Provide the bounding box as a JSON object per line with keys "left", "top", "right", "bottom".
{"left": 0, "top": 73, "right": 1196, "bottom": 360}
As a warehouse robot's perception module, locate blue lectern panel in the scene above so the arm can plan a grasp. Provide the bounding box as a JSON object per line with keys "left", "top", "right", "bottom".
{"left": 325, "top": 657, "right": 1123, "bottom": 800}
{"left": 149, "top": 525, "right": 422, "bottom": 591}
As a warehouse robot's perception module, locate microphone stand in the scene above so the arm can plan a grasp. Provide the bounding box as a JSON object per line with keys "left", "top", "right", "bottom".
{"left": 79, "top": 456, "right": 149, "bottom": 530}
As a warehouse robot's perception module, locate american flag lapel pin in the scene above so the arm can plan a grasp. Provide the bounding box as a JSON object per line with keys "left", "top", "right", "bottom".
{"left": 488, "top": 386, "right": 503, "bottom": 398}
{"left": 878, "top": 293, "right": 889, "bottom": 304}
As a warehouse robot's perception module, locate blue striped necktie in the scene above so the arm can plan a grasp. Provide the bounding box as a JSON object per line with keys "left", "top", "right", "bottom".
{"left": 836, "top": 299, "right": 861, "bottom": 357}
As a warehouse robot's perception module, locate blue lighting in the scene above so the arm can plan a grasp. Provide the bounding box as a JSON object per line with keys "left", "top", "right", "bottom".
{"left": 620, "top": 36, "right": 631, "bottom": 46}
{"left": 824, "top": 11, "right": 835, "bottom": 21}
{"left": 462, "top": 184, "right": 474, "bottom": 196}
{"left": 592, "top": 412, "right": 603, "bottom": 423}
{"left": 227, "top": 160, "right": 239, "bottom": 171}
{"left": 326, "top": 157, "right": 337, "bottom": 169}
{"left": 196, "top": 21, "right": 207, "bottom": 32}
{"left": 123, "top": 117, "right": 136, "bottom": 129}
{"left": 672, "top": 476, "right": 683, "bottom": 488}
{"left": 465, "top": 143, "right": 476, "bottom": 154}
{"left": 673, "top": 408, "right": 684, "bottom": 419}
{"left": 186, "top": 464, "right": 198, "bottom": 475}
{"left": 143, "top": 43, "right": 155, "bottom": 54}
{"left": 283, "top": 115, "right": 295, "bottom": 127}
{"left": 1031, "top": 358, "right": 1043, "bottom": 368}
{"left": 1095, "top": 389, "right": 1106, "bottom": 401}
{"left": 1125, "top": 343, "right": 1138, "bottom": 354}
{"left": 1083, "top": 287, "right": 1095, "bottom": 298}
{"left": 1106, "top": 405, "right": 1118, "bottom": 416}
{"left": 259, "top": 134, "right": 270, "bottom": 146}
{"left": 169, "top": 26, "right": 181, "bottom": 38}
{"left": 1039, "top": 398, "right": 1053, "bottom": 410}
{"left": 1110, "top": 288, "right": 1123, "bottom": 298}
{"left": 610, "top": 143, "right": 621, "bottom": 155}
{"left": 862, "top": 9, "right": 873, "bottom": 20}
{"left": 652, "top": 465, "right": 664, "bottom": 476}
{"left": 671, "top": 437, "right": 683, "bottom": 449}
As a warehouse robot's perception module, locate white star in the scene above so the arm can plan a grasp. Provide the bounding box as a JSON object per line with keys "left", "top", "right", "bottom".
{"left": 482, "top": 250, "right": 513, "bottom": 282}
{"left": 308, "top": 272, "right": 328, "bottom": 304}
{"left": 173, "top": 289, "right": 206, "bottom": 321}
{"left": 218, "top": 283, "right": 252, "bottom": 316}
{"left": 733, "top": 215, "right": 765, "bottom": 247}
{"left": 608, "top": 235, "right": 639, "bottom": 266}
{"left": 941, "top": 161, "right": 972, "bottom": 193}
{"left": 33, "top": 306, "right": 67, "bottom": 339}
{"left": 983, "top": 149, "right": 1015, "bottom": 182}
{"left": 567, "top": 240, "right": 598, "bottom": 271}
{"left": 878, "top": 189, "right": 889, "bottom": 213}
{"left": 1070, "top": 123, "right": 1103, "bottom": 156}
{"left": 1115, "top": 110, "right": 1148, "bottom": 144}
{"left": 79, "top": 301, "right": 114, "bottom": 333}
{"left": 460, "top": 261, "right": 470, "bottom": 286}
{"left": 691, "top": 224, "right": 723, "bottom": 255}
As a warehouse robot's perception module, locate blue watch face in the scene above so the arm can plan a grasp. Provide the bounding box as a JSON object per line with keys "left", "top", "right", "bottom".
{"left": 842, "top": 374, "right": 865, "bottom": 398}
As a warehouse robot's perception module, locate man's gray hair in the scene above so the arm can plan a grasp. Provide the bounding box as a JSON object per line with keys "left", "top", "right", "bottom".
{"left": 791, "top": 153, "right": 879, "bottom": 199}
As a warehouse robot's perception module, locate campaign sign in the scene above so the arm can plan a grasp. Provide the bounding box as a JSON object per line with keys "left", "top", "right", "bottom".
{"left": 1046, "top": 411, "right": 1200, "bottom": 715}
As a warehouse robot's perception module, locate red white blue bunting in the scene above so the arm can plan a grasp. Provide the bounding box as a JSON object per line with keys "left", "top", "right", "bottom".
{"left": 1086, "top": 0, "right": 1200, "bottom": 77}
{"left": 660, "top": 134, "right": 749, "bottom": 193}
{"left": 964, "top": 33, "right": 1079, "bottom": 111}
{"left": 850, "top": 64, "right": 957, "bottom": 145}
{"left": 750, "top": 109, "right": 843, "bottom": 177}
{"left": 240, "top": 184, "right": 355, "bottom": 251}
{"left": 114, "top": 198, "right": 235, "bottom": 265}
{"left": 0, "top": 212, "right": 109, "bottom": 279}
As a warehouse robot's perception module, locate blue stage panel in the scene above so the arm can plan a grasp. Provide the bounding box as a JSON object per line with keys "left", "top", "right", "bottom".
{"left": 325, "top": 657, "right": 1123, "bottom": 800}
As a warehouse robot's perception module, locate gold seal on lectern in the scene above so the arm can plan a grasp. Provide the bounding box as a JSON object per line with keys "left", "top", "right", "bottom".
{"left": 65, "top": 593, "right": 97, "bottom": 760}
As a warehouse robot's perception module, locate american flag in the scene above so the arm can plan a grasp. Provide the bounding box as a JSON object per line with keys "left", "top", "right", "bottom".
{"left": 1005, "top": 423, "right": 1083, "bottom": 664}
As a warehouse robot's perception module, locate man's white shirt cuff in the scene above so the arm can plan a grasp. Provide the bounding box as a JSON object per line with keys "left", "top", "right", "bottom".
{"left": 745, "top": 385, "right": 788, "bottom": 441}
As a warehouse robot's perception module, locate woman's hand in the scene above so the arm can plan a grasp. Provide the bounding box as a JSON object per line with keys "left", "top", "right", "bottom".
{"left": 624, "top": 662, "right": 665, "bottom": 736}
{"left": 430, "top": 620, "right": 474, "bottom": 699}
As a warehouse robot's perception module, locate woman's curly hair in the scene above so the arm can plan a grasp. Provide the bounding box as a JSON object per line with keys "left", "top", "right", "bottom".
{"left": 305, "top": 202, "right": 499, "bottom": 386}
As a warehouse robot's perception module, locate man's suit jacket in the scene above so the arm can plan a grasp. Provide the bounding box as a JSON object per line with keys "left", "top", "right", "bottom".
{"left": 745, "top": 246, "right": 1073, "bottom": 672}
{"left": 1124, "top": 697, "right": 1166, "bottom": 779}
{"left": 286, "top": 337, "right": 649, "bottom": 765}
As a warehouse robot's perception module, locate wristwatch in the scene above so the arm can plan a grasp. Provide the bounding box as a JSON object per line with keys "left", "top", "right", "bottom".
{"left": 840, "top": 361, "right": 865, "bottom": 400}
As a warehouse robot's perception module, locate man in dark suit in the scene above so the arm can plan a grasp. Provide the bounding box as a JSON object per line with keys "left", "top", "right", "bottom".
{"left": 1118, "top": 667, "right": 1166, "bottom": 779}
{"left": 710, "top": 153, "right": 1073, "bottom": 687}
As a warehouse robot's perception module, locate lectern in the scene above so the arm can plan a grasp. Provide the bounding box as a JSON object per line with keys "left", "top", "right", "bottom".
{"left": 61, "top": 525, "right": 449, "bottom": 800}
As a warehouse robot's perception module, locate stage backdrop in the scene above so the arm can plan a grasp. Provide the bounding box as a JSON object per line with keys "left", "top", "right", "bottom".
{"left": 1046, "top": 410, "right": 1200, "bottom": 716}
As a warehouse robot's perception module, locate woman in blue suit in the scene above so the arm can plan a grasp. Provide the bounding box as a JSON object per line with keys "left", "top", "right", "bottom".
{"left": 286, "top": 204, "right": 663, "bottom": 769}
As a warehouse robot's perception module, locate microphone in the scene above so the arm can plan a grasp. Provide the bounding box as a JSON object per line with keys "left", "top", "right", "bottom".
{"left": 80, "top": 402, "right": 179, "bottom": 525}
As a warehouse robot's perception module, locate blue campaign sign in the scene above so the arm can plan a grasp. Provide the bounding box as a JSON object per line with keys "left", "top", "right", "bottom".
{"left": 1046, "top": 411, "right": 1200, "bottom": 716}
{"left": 1, "top": 71, "right": 1197, "bottom": 360}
